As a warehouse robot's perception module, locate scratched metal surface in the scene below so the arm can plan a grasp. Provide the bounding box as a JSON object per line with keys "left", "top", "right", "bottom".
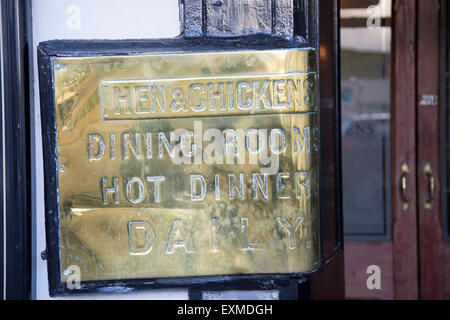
{"left": 52, "top": 48, "right": 320, "bottom": 282}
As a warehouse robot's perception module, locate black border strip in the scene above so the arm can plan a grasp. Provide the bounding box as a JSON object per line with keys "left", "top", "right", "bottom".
{"left": 440, "top": 0, "right": 450, "bottom": 242}
{"left": 1, "top": 0, "right": 32, "bottom": 300}
{"left": 0, "top": 0, "right": 4, "bottom": 301}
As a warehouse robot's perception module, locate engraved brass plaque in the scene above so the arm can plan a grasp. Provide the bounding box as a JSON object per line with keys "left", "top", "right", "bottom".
{"left": 52, "top": 49, "right": 320, "bottom": 282}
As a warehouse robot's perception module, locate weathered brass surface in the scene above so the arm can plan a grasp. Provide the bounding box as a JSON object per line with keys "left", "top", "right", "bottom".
{"left": 53, "top": 49, "right": 320, "bottom": 282}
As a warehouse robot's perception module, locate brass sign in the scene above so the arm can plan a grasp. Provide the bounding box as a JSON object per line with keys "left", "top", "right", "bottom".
{"left": 52, "top": 49, "right": 320, "bottom": 282}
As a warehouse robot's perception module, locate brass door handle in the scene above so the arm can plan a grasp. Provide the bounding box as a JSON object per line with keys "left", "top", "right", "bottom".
{"left": 424, "top": 163, "right": 435, "bottom": 211}
{"left": 401, "top": 163, "right": 410, "bottom": 211}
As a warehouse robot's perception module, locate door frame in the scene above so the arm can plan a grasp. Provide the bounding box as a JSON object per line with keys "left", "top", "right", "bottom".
{"left": 344, "top": 0, "right": 447, "bottom": 300}
{"left": 0, "top": 0, "right": 33, "bottom": 300}
{"left": 416, "top": 0, "right": 445, "bottom": 300}
{"left": 441, "top": 0, "right": 450, "bottom": 300}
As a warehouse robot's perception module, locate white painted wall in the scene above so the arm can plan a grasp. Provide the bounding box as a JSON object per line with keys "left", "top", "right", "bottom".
{"left": 31, "top": 0, "right": 187, "bottom": 300}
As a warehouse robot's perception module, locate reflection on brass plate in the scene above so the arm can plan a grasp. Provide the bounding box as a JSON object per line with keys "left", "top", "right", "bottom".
{"left": 52, "top": 49, "right": 320, "bottom": 282}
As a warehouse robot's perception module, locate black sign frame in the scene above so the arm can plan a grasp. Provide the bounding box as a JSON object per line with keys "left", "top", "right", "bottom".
{"left": 36, "top": 0, "right": 342, "bottom": 298}
{"left": 38, "top": 35, "right": 325, "bottom": 297}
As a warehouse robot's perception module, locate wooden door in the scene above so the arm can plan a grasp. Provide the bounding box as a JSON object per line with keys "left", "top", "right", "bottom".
{"left": 343, "top": 0, "right": 450, "bottom": 300}
{"left": 442, "top": 0, "right": 450, "bottom": 300}
{"left": 416, "top": 0, "right": 445, "bottom": 300}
